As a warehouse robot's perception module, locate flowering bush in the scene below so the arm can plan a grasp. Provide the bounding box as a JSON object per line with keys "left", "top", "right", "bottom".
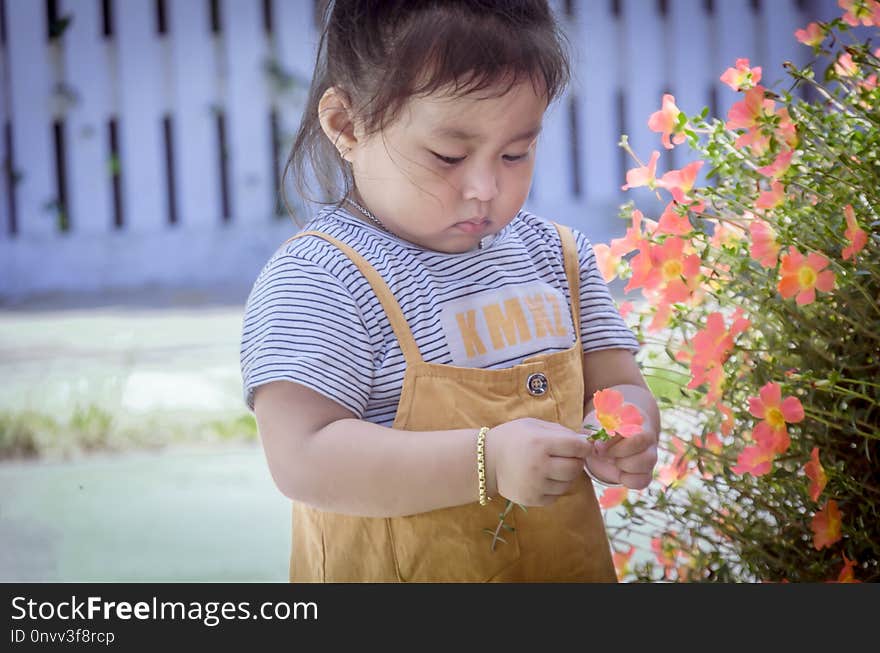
{"left": 594, "top": 2, "right": 879, "bottom": 582}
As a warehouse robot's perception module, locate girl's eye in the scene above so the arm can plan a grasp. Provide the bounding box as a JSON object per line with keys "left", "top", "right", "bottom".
{"left": 432, "top": 152, "right": 465, "bottom": 165}
{"left": 431, "top": 151, "right": 530, "bottom": 165}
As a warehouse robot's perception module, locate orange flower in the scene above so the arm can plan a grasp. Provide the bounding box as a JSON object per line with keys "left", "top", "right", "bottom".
{"left": 719, "top": 404, "right": 735, "bottom": 436}
{"left": 655, "top": 202, "right": 694, "bottom": 236}
{"left": 839, "top": 0, "right": 879, "bottom": 27}
{"left": 755, "top": 180, "right": 786, "bottom": 210}
{"left": 778, "top": 247, "right": 836, "bottom": 305}
{"left": 756, "top": 150, "right": 793, "bottom": 179}
{"left": 648, "top": 94, "right": 686, "bottom": 149}
{"left": 657, "top": 160, "right": 704, "bottom": 205}
{"left": 592, "top": 388, "right": 644, "bottom": 438}
{"left": 621, "top": 150, "right": 660, "bottom": 191}
{"left": 609, "top": 209, "right": 653, "bottom": 257}
{"left": 775, "top": 108, "right": 799, "bottom": 149}
{"left": 657, "top": 436, "right": 690, "bottom": 488}
{"left": 804, "top": 446, "right": 828, "bottom": 503}
{"left": 735, "top": 127, "right": 771, "bottom": 155}
{"left": 748, "top": 382, "right": 804, "bottom": 455}
{"left": 726, "top": 86, "right": 775, "bottom": 131}
{"left": 837, "top": 553, "right": 859, "bottom": 583}
{"left": 709, "top": 220, "right": 745, "bottom": 249}
{"left": 690, "top": 311, "right": 750, "bottom": 372}
{"left": 842, "top": 204, "right": 867, "bottom": 261}
{"left": 811, "top": 499, "right": 843, "bottom": 550}
{"left": 834, "top": 52, "right": 859, "bottom": 77}
{"left": 720, "top": 58, "right": 762, "bottom": 91}
{"left": 592, "top": 243, "right": 618, "bottom": 282}
{"left": 693, "top": 432, "right": 723, "bottom": 455}
{"left": 612, "top": 545, "right": 635, "bottom": 580}
{"left": 731, "top": 443, "right": 775, "bottom": 476}
{"left": 681, "top": 311, "right": 749, "bottom": 405}
{"left": 625, "top": 237, "right": 701, "bottom": 302}
{"left": 599, "top": 486, "right": 629, "bottom": 509}
{"left": 651, "top": 533, "right": 679, "bottom": 578}
{"left": 749, "top": 217, "right": 780, "bottom": 268}
{"left": 795, "top": 22, "right": 826, "bottom": 47}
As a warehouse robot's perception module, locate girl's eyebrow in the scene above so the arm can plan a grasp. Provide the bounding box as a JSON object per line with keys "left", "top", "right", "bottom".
{"left": 430, "top": 124, "right": 543, "bottom": 144}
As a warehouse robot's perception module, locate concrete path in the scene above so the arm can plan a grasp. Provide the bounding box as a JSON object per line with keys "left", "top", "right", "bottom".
{"left": 0, "top": 444, "right": 291, "bottom": 582}
{"left": 0, "top": 288, "right": 293, "bottom": 582}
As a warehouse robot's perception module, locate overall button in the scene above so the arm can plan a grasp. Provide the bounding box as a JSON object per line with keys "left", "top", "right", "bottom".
{"left": 526, "top": 372, "right": 548, "bottom": 396}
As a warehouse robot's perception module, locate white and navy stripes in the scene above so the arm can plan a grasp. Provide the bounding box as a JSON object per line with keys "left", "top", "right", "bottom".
{"left": 240, "top": 207, "right": 640, "bottom": 425}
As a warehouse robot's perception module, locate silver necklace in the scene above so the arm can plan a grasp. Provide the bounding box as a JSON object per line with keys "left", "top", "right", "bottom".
{"left": 345, "top": 198, "right": 390, "bottom": 233}
{"left": 344, "top": 197, "right": 490, "bottom": 250}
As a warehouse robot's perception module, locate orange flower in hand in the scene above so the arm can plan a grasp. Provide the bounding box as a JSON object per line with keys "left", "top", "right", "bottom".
{"left": 591, "top": 388, "right": 644, "bottom": 439}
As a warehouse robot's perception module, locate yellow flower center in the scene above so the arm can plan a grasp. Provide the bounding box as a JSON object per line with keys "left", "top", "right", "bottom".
{"left": 598, "top": 413, "right": 621, "bottom": 433}
{"left": 798, "top": 266, "right": 817, "bottom": 288}
{"left": 766, "top": 407, "right": 786, "bottom": 429}
{"left": 662, "top": 259, "right": 684, "bottom": 282}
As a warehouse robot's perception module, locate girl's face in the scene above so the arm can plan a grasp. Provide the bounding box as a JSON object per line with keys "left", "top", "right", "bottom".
{"left": 349, "top": 80, "right": 547, "bottom": 253}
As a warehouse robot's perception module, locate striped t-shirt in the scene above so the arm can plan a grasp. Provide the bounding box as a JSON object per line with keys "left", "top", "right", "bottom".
{"left": 240, "top": 206, "right": 640, "bottom": 425}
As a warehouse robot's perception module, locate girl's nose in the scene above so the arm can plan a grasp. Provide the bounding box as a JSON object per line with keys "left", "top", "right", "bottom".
{"left": 461, "top": 162, "right": 499, "bottom": 203}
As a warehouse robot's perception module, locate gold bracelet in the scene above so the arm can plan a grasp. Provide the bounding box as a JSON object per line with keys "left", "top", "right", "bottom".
{"left": 477, "top": 426, "right": 491, "bottom": 506}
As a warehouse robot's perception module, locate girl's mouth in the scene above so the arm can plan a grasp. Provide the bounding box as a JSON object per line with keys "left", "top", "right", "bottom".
{"left": 454, "top": 218, "right": 490, "bottom": 234}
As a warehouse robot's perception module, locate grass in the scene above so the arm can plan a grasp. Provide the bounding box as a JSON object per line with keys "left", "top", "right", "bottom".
{"left": 0, "top": 405, "right": 258, "bottom": 461}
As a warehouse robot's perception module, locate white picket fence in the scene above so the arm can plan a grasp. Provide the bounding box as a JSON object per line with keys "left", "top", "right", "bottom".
{"left": 0, "top": 0, "right": 837, "bottom": 300}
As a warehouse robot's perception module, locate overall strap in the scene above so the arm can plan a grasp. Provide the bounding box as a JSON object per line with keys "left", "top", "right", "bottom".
{"left": 284, "top": 231, "right": 424, "bottom": 364}
{"left": 553, "top": 223, "right": 582, "bottom": 345}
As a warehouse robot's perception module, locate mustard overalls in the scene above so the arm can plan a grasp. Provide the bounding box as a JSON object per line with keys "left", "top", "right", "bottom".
{"left": 283, "top": 223, "right": 616, "bottom": 582}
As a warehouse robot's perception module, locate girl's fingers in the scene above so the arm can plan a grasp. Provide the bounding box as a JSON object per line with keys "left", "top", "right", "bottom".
{"left": 542, "top": 478, "right": 574, "bottom": 496}
{"left": 619, "top": 472, "right": 652, "bottom": 490}
{"left": 614, "top": 445, "right": 659, "bottom": 474}
{"left": 583, "top": 455, "right": 621, "bottom": 485}
{"left": 546, "top": 455, "right": 588, "bottom": 482}
{"left": 597, "top": 431, "right": 656, "bottom": 459}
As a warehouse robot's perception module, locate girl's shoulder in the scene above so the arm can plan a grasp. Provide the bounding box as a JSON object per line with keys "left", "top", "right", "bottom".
{"left": 276, "top": 207, "right": 372, "bottom": 261}
{"left": 508, "top": 209, "right": 593, "bottom": 262}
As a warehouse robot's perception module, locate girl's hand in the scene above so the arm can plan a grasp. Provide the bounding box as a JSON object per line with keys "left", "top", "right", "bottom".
{"left": 582, "top": 410, "right": 658, "bottom": 490}
{"left": 486, "top": 418, "right": 594, "bottom": 507}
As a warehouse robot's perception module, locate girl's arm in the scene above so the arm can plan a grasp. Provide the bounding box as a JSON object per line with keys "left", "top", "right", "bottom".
{"left": 254, "top": 379, "right": 592, "bottom": 517}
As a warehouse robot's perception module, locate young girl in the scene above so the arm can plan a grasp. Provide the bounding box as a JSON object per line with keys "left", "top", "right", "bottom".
{"left": 240, "top": 0, "right": 660, "bottom": 582}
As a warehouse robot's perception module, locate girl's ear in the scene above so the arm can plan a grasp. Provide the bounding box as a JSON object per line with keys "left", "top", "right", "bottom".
{"left": 318, "top": 86, "right": 359, "bottom": 161}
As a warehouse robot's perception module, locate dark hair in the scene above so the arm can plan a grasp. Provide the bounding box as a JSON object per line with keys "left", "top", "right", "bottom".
{"left": 283, "top": 0, "right": 571, "bottom": 218}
